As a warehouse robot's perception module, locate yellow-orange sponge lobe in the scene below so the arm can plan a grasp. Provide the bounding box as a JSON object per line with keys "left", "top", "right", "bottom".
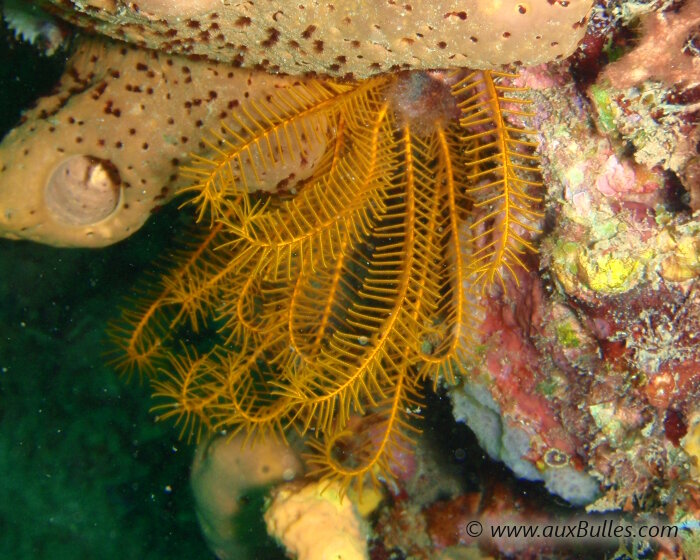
{"left": 42, "top": 0, "right": 594, "bottom": 78}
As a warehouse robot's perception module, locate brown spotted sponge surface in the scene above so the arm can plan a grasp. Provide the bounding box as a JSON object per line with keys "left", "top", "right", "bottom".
{"left": 40, "top": 0, "right": 594, "bottom": 78}
{"left": 0, "top": 38, "right": 324, "bottom": 247}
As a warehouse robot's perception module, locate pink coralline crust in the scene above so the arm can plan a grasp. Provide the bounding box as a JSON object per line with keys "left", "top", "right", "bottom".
{"left": 514, "top": 62, "right": 571, "bottom": 90}
{"left": 477, "top": 271, "right": 585, "bottom": 461}
{"left": 594, "top": 154, "right": 663, "bottom": 200}
{"left": 593, "top": 156, "right": 632, "bottom": 193}
{"left": 472, "top": 264, "right": 700, "bottom": 513}
{"left": 602, "top": 1, "right": 700, "bottom": 89}
{"left": 38, "top": 0, "right": 595, "bottom": 78}
{"left": 547, "top": 128, "right": 665, "bottom": 213}
{"left": 521, "top": 61, "right": 698, "bottom": 217}
{"left": 582, "top": 285, "right": 700, "bottom": 412}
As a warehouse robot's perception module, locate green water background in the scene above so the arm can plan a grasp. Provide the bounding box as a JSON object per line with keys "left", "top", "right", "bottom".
{"left": 0, "top": 23, "right": 214, "bottom": 559}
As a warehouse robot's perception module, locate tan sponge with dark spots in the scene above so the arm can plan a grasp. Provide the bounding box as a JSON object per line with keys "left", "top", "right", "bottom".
{"left": 0, "top": 39, "right": 321, "bottom": 247}
{"left": 42, "top": 0, "right": 594, "bottom": 78}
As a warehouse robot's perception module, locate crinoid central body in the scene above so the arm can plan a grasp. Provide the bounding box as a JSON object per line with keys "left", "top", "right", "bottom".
{"left": 110, "top": 68, "right": 543, "bottom": 491}
{"left": 388, "top": 71, "right": 462, "bottom": 133}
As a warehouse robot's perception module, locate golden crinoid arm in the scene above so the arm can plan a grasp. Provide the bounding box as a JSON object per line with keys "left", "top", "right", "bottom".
{"left": 211, "top": 255, "right": 294, "bottom": 347}
{"left": 286, "top": 229, "right": 356, "bottom": 367}
{"left": 416, "top": 123, "right": 482, "bottom": 386}
{"left": 106, "top": 221, "right": 230, "bottom": 379}
{"left": 107, "top": 196, "right": 272, "bottom": 380}
{"left": 149, "top": 345, "right": 226, "bottom": 444}
{"left": 277, "top": 101, "right": 399, "bottom": 368}
{"left": 221, "top": 76, "right": 397, "bottom": 280}
{"left": 453, "top": 70, "right": 544, "bottom": 294}
{"left": 207, "top": 329, "right": 300, "bottom": 442}
{"left": 149, "top": 258, "right": 304, "bottom": 443}
{"left": 213, "top": 87, "right": 397, "bottom": 349}
{"left": 282, "top": 123, "right": 447, "bottom": 489}
{"left": 179, "top": 79, "right": 348, "bottom": 223}
{"left": 304, "top": 362, "right": 423, "bottom": 497}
